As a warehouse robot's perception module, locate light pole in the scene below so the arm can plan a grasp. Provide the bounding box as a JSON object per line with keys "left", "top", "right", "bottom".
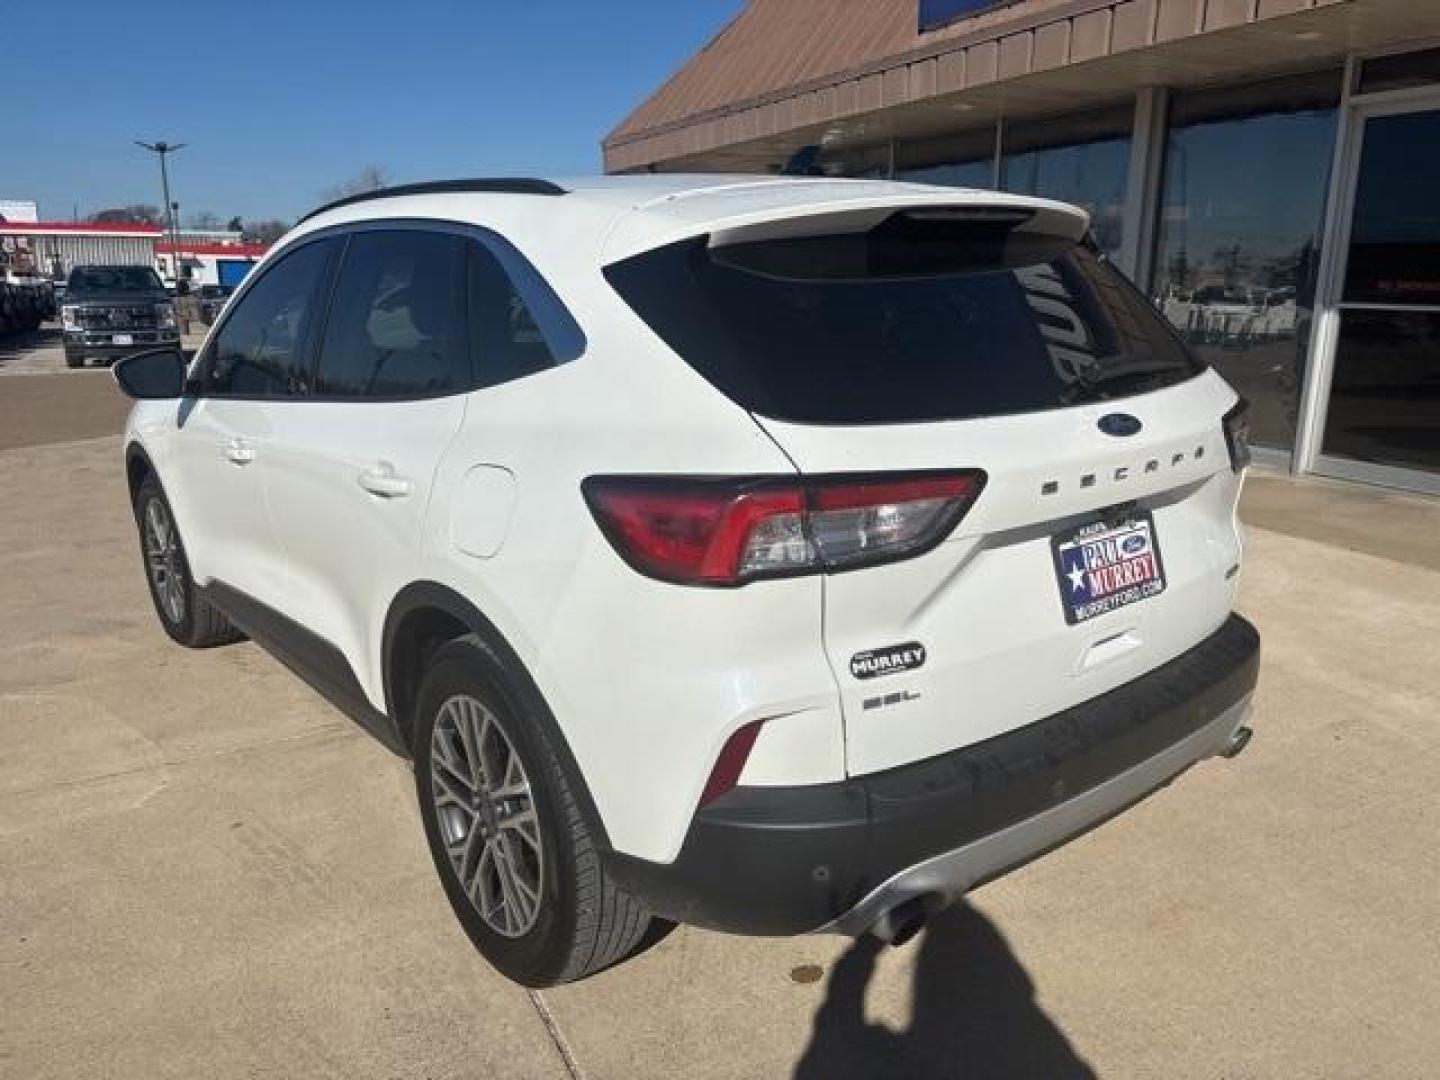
{"left": 135, "top": 140, "right": 185, "bottom": 286}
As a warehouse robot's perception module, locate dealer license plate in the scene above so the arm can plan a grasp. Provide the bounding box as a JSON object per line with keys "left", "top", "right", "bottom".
{"left": 112, "top": 333, "right": 133, "bottom": 346}
{"left": 1052, "top": 512, "right": 1166, "bottom": 625}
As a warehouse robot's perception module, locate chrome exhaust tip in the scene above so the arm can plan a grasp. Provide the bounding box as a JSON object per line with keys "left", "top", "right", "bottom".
{"left": 869, "top": 896, "right": 930, "bottom": 947}
{"left": 1221, "top": 725, "right": 1253, "bottom": 759}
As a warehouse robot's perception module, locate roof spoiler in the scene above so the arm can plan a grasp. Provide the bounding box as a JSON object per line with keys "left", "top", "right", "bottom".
{"left": 602, "top": 187, "right": 1090, "bottom": 265}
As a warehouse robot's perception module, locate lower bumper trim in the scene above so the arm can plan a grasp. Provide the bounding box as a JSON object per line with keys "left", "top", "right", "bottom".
{"left": 822, "top": 694, "right": 1251, "bottom": 936}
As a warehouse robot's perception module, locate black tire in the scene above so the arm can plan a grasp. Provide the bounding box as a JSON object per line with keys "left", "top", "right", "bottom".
{"left": 414, "top": 634, "right": 652, "bottom": 987}
{"left": 64, "top": 352, "right": 84, "bottom": 369}
{"left": 133, "top": 473, "right": 245, "bottom": 648}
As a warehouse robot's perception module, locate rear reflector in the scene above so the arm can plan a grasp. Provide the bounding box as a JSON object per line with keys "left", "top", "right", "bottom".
{"left": 699, "top": 720, "right": 765, "bottom": 806}
{"left": 583, "top": 471, "right": 985, "bottom": 586}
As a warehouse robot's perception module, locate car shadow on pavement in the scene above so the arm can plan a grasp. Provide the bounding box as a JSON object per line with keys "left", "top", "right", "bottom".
{"left": 794, "top": 902, "right": 1096, "bottom": 1080}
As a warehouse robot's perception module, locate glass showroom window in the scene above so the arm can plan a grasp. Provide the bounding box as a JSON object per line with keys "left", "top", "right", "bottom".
{"left": 1151, "top": 71, "right": 1341, "bottom": 453}
{"left": 822, "top": 140, "right": 891, "bottom": 179}
{"left": 1000, "top": 105, "right": 1133, "bottom": 259}
{"left": 1323, "top": 107, "right": 1440, "bottom": 480}
{"left": 894, "top": 124, "right": 996, "bottom": 189}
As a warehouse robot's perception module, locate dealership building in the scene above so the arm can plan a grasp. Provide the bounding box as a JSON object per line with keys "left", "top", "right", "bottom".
{"left": 0, "top": 217, "right": 266, "bottom": 288}
{"left": 606, "top": 0, "right": 1440, "bottom": 495}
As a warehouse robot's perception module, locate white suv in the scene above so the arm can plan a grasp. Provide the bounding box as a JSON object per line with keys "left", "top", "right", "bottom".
{"left": 114, "top": 176, "right": 1259, "bottom": 987}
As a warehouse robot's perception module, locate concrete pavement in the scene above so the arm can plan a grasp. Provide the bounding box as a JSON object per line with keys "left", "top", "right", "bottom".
{"left": 0, "top": 323, "right": 205, "bottom": 451}
{"left": 1, "top": 367, "right": 1437, "bottom": 1078}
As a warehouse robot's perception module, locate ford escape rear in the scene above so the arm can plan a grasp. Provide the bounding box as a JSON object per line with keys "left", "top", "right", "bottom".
{"left": 115, "top": 175, "right": 1258, "bottom": 986}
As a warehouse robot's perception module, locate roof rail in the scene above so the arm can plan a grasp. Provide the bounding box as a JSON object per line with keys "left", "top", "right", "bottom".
{"left": 299, "top": 177, "right": 566, "bottom": 224}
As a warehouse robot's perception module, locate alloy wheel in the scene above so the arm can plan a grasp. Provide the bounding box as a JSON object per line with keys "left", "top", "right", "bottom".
{"left": 143, "top": 497, "right": 186, "bottom": 624}
{"left": 430, "top": 694, "right": 544, "bottom": 938}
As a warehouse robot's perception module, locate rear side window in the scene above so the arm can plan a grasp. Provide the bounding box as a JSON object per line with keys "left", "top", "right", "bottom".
{"left": 603, "top": 212, "right": 1200, "bottom": 425}
{"left": 468, "top": 241, "right": 557, "bottom": 387}
{"left": 315, "top": 230, "right": 468, "bottom": 398}
{"left": 206, "top": 239, "right": 336, "bottom": 398}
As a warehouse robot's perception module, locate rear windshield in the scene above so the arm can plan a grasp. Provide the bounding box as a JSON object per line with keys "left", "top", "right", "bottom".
{"left": 604, "top": 214, "right": 1201, "bottom": 424}
{"left": 67, "top": 266, "right": 164, "bottom": 292}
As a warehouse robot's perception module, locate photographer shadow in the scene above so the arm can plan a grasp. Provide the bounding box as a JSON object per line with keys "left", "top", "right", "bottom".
{"left": 795, "top": 901, "right": 1096, "bottom": 1080}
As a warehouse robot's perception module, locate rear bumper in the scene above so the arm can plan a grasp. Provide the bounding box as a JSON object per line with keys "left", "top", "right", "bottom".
{"left": 605, "top": 613, "right": 1260, "bottom": 936}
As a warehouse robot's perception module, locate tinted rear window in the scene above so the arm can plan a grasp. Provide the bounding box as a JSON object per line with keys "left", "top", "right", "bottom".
{"left": 604, "top": 216, "right": 1200, "bottom": 424}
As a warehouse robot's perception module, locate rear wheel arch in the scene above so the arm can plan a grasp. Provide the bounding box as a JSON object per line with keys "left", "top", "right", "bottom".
{"left": 382, "top": 581, "right": 611, "bottom": 850}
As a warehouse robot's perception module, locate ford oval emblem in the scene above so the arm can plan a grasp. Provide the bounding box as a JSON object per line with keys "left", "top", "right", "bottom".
{"left": 1098, "top": 413, "right": 1142, "bottom": 437}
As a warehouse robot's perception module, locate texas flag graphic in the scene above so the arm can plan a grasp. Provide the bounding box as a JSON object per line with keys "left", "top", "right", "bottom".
{"left": 1054, "top": 518, "right": 1166, "bottom": 624}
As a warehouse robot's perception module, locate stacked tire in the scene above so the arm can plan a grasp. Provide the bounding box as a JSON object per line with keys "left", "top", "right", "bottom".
{"left": 0, "top": 282, "right": 48, "bottom": 337}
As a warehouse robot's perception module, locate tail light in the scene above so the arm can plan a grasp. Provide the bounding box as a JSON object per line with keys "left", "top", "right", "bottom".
{"left": 582, "top": 471, "right": 986, "bottom": 586}
{"left": 1222, "top": 398, "right": 1252, "bottom": 472}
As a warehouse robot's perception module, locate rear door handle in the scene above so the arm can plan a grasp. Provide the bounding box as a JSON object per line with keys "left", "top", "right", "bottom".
{"left": 224, "top": 438, "right": 254, "bottom": 466}
{"left": 357, "top": 462, "right": 413, "bottom": 499}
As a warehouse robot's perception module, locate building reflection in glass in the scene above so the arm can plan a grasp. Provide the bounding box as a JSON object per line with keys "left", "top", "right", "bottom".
{"left": 1151, "top": 72, "right": 1341, "bottom": 452}
{"left": 1001, "top": 106, "right": 1133, "bottom": 259}
{"left": 895, "top": 125, "right": 997, "bottom": 191}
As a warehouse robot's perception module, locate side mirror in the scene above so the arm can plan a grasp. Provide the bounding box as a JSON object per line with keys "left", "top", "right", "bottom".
{"left": 113, "top": 348, "right": 187, "bottom": 400}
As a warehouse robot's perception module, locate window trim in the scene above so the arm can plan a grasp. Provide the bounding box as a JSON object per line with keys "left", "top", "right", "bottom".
{"left": 192, "top": 217, "right": 587, "bottom": 404}
{"left": 193, "top": 234, "right": 342, "bottom": 401}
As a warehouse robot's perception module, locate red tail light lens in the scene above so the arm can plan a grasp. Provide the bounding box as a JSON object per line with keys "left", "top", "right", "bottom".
{"left": 578, "top": 482, "right": 806, "bottom": 583}
{"left": 583, "top": 471, "right": 985, "bottom": 586}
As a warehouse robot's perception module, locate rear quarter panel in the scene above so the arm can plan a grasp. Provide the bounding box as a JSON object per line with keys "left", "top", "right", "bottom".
{"left": 406, "top": 274, "right": 847, "bottom": 865}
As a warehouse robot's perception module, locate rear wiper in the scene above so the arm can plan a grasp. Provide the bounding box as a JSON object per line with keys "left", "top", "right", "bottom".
{"left": 1058, "top": 357, "right": 1181, "bottom": 404}
{"left": 1076, "top": 357, "right": 1181, "bottom": 387}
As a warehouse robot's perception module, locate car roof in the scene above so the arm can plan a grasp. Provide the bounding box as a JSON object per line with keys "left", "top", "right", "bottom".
{"left": 289, "top": 174, "right": 1091, "bottom": 268}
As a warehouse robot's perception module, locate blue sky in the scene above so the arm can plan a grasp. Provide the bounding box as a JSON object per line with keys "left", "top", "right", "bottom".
{"left": 7, "top": 1, "right": 741, "bottom": 225}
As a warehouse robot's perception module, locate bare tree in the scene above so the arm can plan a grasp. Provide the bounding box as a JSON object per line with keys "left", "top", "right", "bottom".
{"left": 226, "top": 215, "right": 244, "bottom": 233}
{"left": 187, "top": 210, "right": 221, "bottom": 230}
{"left": 89, "top": 204, "right": 162, "bottom": 225}
{"left": 321, "top": 165, "right": 392, "bottom": 203}
{"left": 243, "top": 219, "right": 290, "bottom": 245}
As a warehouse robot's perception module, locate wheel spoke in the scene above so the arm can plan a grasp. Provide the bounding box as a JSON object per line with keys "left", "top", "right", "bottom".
{"left": 146, "top": 501, "right": 169, "bottom": 551}
{"left": 489, "top": 753, "right": 529, "bottom": 801}
{"left": 455, "top": 701, "right": 487, "bottom": 790}
{"left": 432, "top": 765, "right": 473, "bottom": 811}
{"left": 142, "top": 498, "right": 186, "bottom": 622}
{"left": 497, "top": 806, "right": 541, "bottom": 855}
{"left": 476, "top": 844, "right": 510, "bottom": 931}
{"left": 451, "top": 824, "right": 484, "bottom": 886}
{"left": 432, "top": 744, "right": 476, "bottom": 794}
{"left": 472, "top": 701, "right": 501, "bottom": 791}
{"left": 433, "top": 720, "right": 470, "bottom": 780}
{"left": 498, "top": 832, "right": 538, "bottom": 925}
{"left": 165, "top": 579, "right": 184, "bottom": 622}
{"left": 429, "top": 692, "right": 544, "bottom": 939}
{"left": 491, "top": 839, "right": 526, "bottom": 932}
